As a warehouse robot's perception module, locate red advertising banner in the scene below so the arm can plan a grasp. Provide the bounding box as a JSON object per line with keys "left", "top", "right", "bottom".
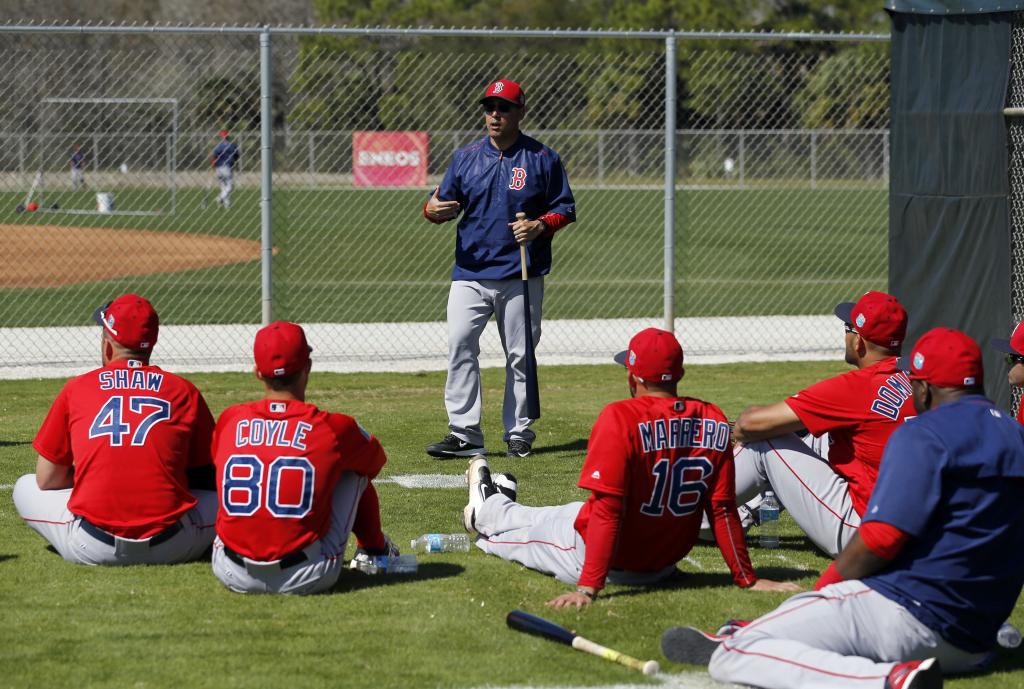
{"left": 352, "top": 131, "right": 429, "bottom": 187}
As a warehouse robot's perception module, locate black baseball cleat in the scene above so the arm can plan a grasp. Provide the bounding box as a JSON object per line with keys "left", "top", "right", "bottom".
{"left": 427, "top": 433, "right": 484, "bottom": 458}
{"left": 506, "top": 439, "right": 532, "bottom": 457}
{"left": 463, "top": 455, "right": 497, "bottom": 532}
{"left": 660, "top": 627, "right": 723, "bottom": 666}
{"left": 493, "top": 472, "right": 518, "bottom": 502}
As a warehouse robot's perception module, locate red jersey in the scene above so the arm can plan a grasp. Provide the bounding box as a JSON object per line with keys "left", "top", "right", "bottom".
{"left": 32, "top": 359, "right": 214, "bottom": 539}
{"left": 785, "top": 356, "right": 914, "bottom": 515}
{"left": 213, "top": 399, "right": 386, "bottom": 562}
{"left": 1017, "top": 402, "right": 1024, "bottom": 426}
{"left": 574, "top": 396, "right": 753, "bottom": 587}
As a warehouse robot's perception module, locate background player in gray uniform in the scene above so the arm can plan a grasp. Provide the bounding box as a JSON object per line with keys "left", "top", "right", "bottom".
{"left": 211, "top": 129, "right": 239, "bottom": 209}
{"left": 423, "top": 79, "right": 576, "bottom": 459}
{"left": 70, "top": 144, "right": 86, "bottom": 190}
{"left": 663, "top": 327, "right": 1024, "bottom": 689}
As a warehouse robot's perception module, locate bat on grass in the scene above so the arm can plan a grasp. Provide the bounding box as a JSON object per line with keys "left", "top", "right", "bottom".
{"left": 506, "top": 610, "right": 660, "bottom": 676}
{"left": 514, "top": 212, "right": 541, "bottom": 419}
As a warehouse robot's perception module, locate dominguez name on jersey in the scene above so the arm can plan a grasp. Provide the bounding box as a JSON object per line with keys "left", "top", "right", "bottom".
{"left": 639, "top": 417, "right": 730, "bottom": 454}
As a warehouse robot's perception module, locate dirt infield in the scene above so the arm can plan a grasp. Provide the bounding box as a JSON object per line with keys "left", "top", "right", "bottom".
{"left": 1, "top": 224, "right": 261, "bottom": 288}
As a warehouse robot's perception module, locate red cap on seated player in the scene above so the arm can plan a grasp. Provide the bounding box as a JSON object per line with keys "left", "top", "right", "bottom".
{"left": 92, "top": 293, "right": 159, "bottom": 350}
{"left": 991, "top": 320, "right": 1024, "bottom": 357}
{"left": 479, "top": 79, "right": 526, "bottom": 107}
{"left": 834, "top": 290, "right": 907, "bottom": 349}
{"left": 613, "top": 328, "right": 684, "bottom": 383}
{"left": 899, "top": 327, "right": 984, "bottom": 388}
{"left": 254, "top": 321, "right": 313, "bottom": 378}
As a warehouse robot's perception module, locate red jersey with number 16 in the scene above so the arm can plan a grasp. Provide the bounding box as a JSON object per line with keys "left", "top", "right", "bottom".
{"left": 213, "top": 399, "right": 387, "bottom": 562}
{"left": 785, "top": 356, "right": 915, "bottom": 516}
{"left": 574, "top": 396, "right": 744, "bottom": 576}
{"left": 32, "top": 359, "right": 214, "bottom": 539}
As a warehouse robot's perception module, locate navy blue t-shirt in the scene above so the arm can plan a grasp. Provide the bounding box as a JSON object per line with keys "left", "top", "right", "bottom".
{"left": 437, "top": 133, "right": 576, "bottom": 281}
{"left": 213, "top": 141, "right": 239, "bottom": 168}
{"left": 863, "top": 395, "right": 1024, "bottom": 652}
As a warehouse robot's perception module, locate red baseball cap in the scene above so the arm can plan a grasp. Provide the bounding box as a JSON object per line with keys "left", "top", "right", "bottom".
{"left": 834, "top": 291, "right": 907, "bottom": 349}
{"left": 991, "top": 319, "right": 1024, "bottom": 357}
{"left": 218, "top": 129, "right": 229, "bottom": 138}
{"left": 899, "top": 327, "right": 984, "bottom": 388}
{"left": 480, "top": 79, "right": 526, "bottom": 107}
{"left": 613, "top": 328, "right": 684, "bottom": 382}
{"left": 92, "top": 294, "right": 159, "bottom": 350}
{"left": 254, "top": 321, "right": 312, "bottom": 378}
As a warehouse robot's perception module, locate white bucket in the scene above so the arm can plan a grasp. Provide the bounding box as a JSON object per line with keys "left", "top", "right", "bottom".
{"left": 96, "top": 192, "right": 115, "bottom": 213}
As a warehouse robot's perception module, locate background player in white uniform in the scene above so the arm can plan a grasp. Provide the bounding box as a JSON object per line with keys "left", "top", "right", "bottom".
{"left": 423, "top": 79, "right": 576, "bottom": 459}
{"left": 663, "top": 328, "right": 1024, "bottom": 689}
{"left": 709, "top": 291, "right": 914, "bottom": 557}
{"left": 70, "top": 144, "right": 86, "bottom": 190}
{"left": 465, "top": 328, "right": 799, "bottom": 607}
{"left": 211, "top": 129, "right": 239, "bottom": 209}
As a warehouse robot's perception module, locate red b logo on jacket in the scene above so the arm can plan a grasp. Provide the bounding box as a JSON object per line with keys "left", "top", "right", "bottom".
{"left": 509, "top": 167, "right": 527, "bottom": 190}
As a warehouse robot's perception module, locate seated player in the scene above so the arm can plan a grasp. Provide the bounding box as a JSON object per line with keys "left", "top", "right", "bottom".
{"left": 991, "top": 319, "right": 1024, "bottom": 424}
{"left": 663, "top": 328, "right": 1024, "bottom": 689}
{"left": 211, "top": 321, "right": 397, "bottom": 595}
{"left": 719, "top": 291, "right": 915, "bottom": 557}
{"left": 13, "top": 294, "right": 217, "bottom": 565}
{"left": 464, "top": 328, "right": 801, "bottom": 608}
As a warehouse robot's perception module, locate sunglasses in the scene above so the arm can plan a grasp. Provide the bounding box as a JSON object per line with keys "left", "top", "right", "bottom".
{"left": 844, "top": 323, "right": 857, "bottom": 334}
{"left": 481, "top": 100, "right": 516, "bottom": 114}
{"left": 1007, "top": 353, "right": 1024, "bottom": 367}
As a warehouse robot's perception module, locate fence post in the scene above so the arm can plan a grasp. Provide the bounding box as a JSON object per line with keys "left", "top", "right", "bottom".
{"left": 810, "top": 130, "right": 817, "bottom": 190}
{"left": 260, "top": 29, "right": 274, "bottom": 325}
{"left": 664, "top": 34, "right": 677, "bottom": 333}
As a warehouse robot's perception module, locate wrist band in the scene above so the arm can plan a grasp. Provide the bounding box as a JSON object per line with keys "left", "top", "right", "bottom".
{"left": 576, "top": 587, "right": 597, "bottom": 600}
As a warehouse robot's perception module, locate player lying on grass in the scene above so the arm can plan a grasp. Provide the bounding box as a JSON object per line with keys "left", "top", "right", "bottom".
{"left": 211, "top": 322, "right": 398, "bottom": 595}
{"left": 663, "top": 328, "right": 1024, "bottom": 689}
{"left": 463, "top": 328, "right": 802, "bottom": 608}
{"left": 704, "top": 291, "right": 915, "bottom": 558}
{"left": 13, "top": 294, "right": 218, "bottom": 565}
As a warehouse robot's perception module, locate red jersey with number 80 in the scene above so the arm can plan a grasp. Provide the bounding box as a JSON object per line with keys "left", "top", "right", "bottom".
{"left": 784, "top": 357, "right": 915, "bottom": 515}
{"left": 32, "top": 359, "right": 214, "bottom": 539}
{"left": 574, "top": 396, "right": 737, "bottom": 573}
{"left": 213, "top": 399, "right": 386, "bottom": 562}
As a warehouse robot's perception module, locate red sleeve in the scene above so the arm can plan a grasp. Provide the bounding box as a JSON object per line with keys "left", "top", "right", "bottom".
{"left": 352, "top": 482, "right": 387, "bottom": 551}
{"left": 784, "top": 372, "right": 862, "bottom": 437}
{"left": 859, "top": 520, "right": 909, "bottom": 560}
{"left": 538, "top": 212, "right": 570, "bottom": 237}
{"left": 331, "top": 415, "right": 387, "bottom": 479}
{"left": 814, "top": 561, "right": 844, "bottom": 590}
{"left": 1017, "top": 402, "right": 1024, "bottom": 426}
{"left": 578, "top": 406, "right": 630, "bottom": 496}
{"left": 577, "top": 492, "right": 623, "bottom": 590}
{"left": 188, "top": 392, "right": 215, "bottom": 468}
{"left": 33, "top": 384, "right": 73, "bottom": 465}
{"left": 708, "top": 449, "right": 757, "bottom": 588}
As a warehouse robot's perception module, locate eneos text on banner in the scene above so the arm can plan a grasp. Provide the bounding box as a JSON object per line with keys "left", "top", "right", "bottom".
{"left": 352, "top": 131, "right": 428, "bottom": 187}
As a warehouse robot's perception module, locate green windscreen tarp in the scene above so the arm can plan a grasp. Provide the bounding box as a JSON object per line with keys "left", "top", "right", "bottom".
{"left": 888, "top": 8, "right": 1013, "bottom": 406}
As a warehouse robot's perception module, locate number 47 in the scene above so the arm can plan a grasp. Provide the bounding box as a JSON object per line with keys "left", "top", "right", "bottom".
{"left": 89, "top": 396, "right": 171, "bottom": 446}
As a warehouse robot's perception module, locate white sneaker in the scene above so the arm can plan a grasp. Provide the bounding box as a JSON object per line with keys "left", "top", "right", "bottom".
{"left": 463, "top": 455, "right": 495, "bottom": 532}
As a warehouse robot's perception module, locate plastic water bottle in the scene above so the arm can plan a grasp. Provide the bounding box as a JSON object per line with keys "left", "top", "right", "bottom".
{"left": 759, "top": 491, "right": 780, "bottom": 549}
{"left": 350, "top": 553, "right": 419, "bottom": 575}
{"left": 410, "top": 533, "right": 470, "bottom": 553}
{"left": 998, "top": 622, "right": 1022, "bottom": 649}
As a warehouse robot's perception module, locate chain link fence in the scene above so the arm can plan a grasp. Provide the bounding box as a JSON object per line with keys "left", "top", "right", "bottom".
{"left": 0, "top": 26, "right": 890, "bottom": 376}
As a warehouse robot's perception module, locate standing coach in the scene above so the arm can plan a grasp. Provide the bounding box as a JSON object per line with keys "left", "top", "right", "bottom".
{"left": 423, "top": 79, "right": 576, "bottom": 459}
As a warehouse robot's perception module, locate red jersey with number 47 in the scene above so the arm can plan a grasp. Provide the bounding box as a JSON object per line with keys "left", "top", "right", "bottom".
{"left": 784, "top": 356, "right": 915, "bottom": 516}
{"left": 32, "top": 359, "right": 214, "bottom": 539}
{"left": 574, "top": 396, "right": 740, "bottom": 574}
{"left": 213, "top": 399, "right": 386, "bottom": 562}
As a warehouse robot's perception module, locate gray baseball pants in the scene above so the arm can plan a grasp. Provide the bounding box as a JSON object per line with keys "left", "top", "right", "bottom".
{"left": 474, "top": 496, "right": 676, "bottom": 586}
{"left": 445, "top": 277, "right": 543, "bottom": 448}
{"left": 210, "top": 472, "right": 366, "bottom": 595}
{"left": 12, "top": 474, "right": 216, "bottom": 565}
{"left": 709, "top": 580, "right": 992, "bottom": 689}
{"left": 732, "top": 433, "right": 860, "bottom": 557}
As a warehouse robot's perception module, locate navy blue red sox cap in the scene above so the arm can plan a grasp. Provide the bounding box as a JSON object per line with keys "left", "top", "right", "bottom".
{"left": 92, "top": 293, "right": 159, "bottom": 351}
{"left": 613, "top": 328, "right": 684, "bottom": 383}
{"left": 254, "top": 321, "right": 313, "bottom": 378}
{"left": 834, "top": 291, "right": 907, "bottom": 349}
{"left": 992, "top": 320, "right": 1024, "bottom": 357}
{"left": 480, "top": 79, "right": 526, "bottom": 107}
{"left": 898, "top": 327, "right": 984, "bottom": 388}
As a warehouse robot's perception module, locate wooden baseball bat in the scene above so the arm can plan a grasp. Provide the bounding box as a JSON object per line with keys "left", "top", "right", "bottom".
{"left": 515, "top": 212, "right": 541, "bottom": 420}
{"left": 506, "top": 610, "right": 660, "bottom": 676}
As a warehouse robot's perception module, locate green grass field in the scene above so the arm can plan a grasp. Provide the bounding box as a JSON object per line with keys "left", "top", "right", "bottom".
{"left": 2, "top": 362, "right": 1022, "bottom": 688}
{"left": 0, "top": 185, "right": 886, "bottom": 327}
